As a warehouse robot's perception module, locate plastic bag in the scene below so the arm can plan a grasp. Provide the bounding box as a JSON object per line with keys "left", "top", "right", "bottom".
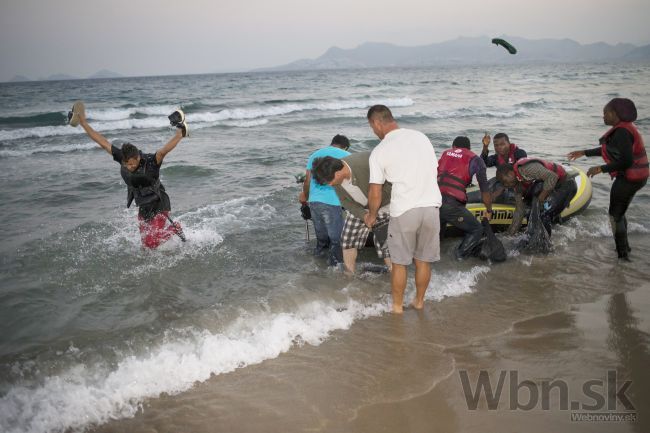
{"left": 518, "top": 199, "right": 553, "bottom": 254}
{"left": 479, "top": 218, "right": 507, "bottom": 262}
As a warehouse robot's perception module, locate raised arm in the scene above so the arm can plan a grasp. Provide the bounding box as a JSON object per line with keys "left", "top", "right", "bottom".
{"left": 78, "top": 113, "right": 112, "bottom": 155}
{"left": 155, "top": 129, "right": 183, "bottom": 165}
{"left": 480, "top": 133, "right": 493, "bottom": 167}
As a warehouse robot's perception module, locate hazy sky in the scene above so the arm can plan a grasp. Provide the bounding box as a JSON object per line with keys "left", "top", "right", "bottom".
{"left": 1, "top": 0, "right": 649, "bottom": 81}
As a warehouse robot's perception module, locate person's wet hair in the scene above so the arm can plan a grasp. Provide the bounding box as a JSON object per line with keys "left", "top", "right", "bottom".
{"left": 452, "top": 136, "right": 471, "bottom": 149}
{"left": 493, "top": 132, "right": 510, "bottom": 142}
{"left": 605, "top": 98, "right": 637, "bottom": 122}
{"left": 312, "top": 156, "right": 344, "bottom": 185}
{"left": 496, "top": 163, "right": 514, "bottom": 182}
{"left": 121, "top": 143, "right": 140, "bottom": 161}
{"left": 331, "top": 134, "right": 350, "bottom": 150}
{"left": 367, "top": 105, "right": 394, "bottom": 123}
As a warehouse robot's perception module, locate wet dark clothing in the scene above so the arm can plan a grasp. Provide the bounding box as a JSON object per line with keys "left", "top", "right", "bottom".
{"left": 508, "top": 162, "right": 575, "bottom": 235}
{"left": 609, "top": 176, "right": 647, "bottom": 258}
{"left": 539, "top": 180, "right": 577, "bottom": 236}
{"left": 440, "top": 197, "right": 484, "bottom": 259}
{"left": 111, "top": 145, "right": 171, "bottom": 220}
{"left": 468, "top": 156, "right": 489, "bottom": 191}
{"left": 585, "top": 128, "right": 634, "bottom": 174}
{"left": 585, "top": 127, "right": 645, "bottom": 259}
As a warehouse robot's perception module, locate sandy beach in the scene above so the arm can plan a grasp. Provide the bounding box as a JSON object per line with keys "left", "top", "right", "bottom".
{"left": 91, "top": 232, "right": 650, "bottom": 433}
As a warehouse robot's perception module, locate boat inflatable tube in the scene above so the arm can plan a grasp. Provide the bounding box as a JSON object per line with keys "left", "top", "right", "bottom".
{"left": 449, "top": 164, "right": 592, "bottom": 237}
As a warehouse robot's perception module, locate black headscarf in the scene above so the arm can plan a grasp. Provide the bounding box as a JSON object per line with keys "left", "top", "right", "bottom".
{"left": 606, "top": 98, "right": 637, "bottom": 122}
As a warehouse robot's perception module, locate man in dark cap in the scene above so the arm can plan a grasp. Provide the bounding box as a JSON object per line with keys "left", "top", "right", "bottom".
{"left": 438, "top": 136, "right": 493, "bottom": 259}
{"left": 568, "top": 98, "right": 648, "bottom": 260}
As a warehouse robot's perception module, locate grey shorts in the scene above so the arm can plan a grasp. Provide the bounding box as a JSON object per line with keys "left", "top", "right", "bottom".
{"left": 387, "top": 206, "right": 440, "bottom": 265}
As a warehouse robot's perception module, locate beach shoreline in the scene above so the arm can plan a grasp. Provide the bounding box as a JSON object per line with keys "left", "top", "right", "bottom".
{"left": 92, "top": 241, "right": 650, "bottom": 433}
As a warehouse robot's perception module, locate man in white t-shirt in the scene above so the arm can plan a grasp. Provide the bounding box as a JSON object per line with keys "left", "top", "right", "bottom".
{"left": 364, "top": 105, "right": 442, "bottom": 314}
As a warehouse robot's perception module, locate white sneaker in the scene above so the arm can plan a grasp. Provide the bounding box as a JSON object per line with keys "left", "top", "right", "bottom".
{"left": 67, "top": 101, "right": 85, "bottom": 127}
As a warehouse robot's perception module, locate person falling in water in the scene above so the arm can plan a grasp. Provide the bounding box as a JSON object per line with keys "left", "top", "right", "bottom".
{"left": 68, "top": 101, "right": 188, "bottom": 249}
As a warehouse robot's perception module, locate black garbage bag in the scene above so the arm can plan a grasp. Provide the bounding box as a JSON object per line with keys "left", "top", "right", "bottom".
{"left": 518, "top": 199, "right": 553, "bottom": 254}
{"left": 478, "top": 218, "right": 507, "bottom": 262}
{"left": 300, "top": 203, "right": 311, "bottom": 220}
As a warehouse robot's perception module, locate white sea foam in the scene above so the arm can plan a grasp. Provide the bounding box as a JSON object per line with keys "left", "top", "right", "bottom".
{"left": 220, "top": 119, "right": 270, "bottom": 128}
{"left": 0, "top": 97, "right": 414, "bottom": 141}
{"left": 82, "top": 196, "right": 278, "bottom": 278}
{"left": 0, "top": 142, "right": 98, "bottom": 157}
{"left": 425, "top": 265, "right": 490, "bottom": 301}
{"left": 421, "top": 107, "right": 527, "bottom": 120}
{"left": 0, "top": 298, "right": 389, "bottom": 433}
{"left": 188, "top": 97, "right": 414, "bottom": 122}
{"left": 0, "top": 117, "right": 170, "bottom": 140}
{"left": 86, "top": 105, "right": 176, "bottom": 121}
{"left": 0, "top": 262, "right": 488, "bottom": 433}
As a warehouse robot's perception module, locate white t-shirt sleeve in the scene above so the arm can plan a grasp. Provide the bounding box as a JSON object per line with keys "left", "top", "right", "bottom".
{"left": 368, "top": 150, "right": 386, "bottom": 184}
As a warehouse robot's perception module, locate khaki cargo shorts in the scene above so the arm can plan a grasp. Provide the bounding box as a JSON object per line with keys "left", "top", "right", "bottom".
{"left": 387, "top": 206, "right": 440, "bottom": 265}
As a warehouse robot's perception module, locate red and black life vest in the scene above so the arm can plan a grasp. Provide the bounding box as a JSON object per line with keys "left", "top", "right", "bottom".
{"left": 600, "top": 122, "right": 649, "bottom": 182}
{"left": 513, "top": 158, "right": 567, "bottom": 190}
{"left": 437, "top": 148, "right": 476, "bottom": 203}
{"left": 496, "top": 143, "right": 521, "bottom": 166}
{"left": 120, "top": 152, "right": 163, "bottom": 208}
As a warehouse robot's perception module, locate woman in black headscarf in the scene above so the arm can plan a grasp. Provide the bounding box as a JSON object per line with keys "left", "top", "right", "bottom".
{"left": 568, "top": 98, "right": 648, "bottom": 260}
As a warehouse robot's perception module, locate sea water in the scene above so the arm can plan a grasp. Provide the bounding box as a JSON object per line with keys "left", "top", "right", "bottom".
{"left": 1, "top": 63, "right": 649, "bottom": 433}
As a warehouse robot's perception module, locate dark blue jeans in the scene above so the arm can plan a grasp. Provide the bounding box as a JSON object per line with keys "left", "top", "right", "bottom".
{"left": 309, "top": 201, "right": 344, "bottom": 266}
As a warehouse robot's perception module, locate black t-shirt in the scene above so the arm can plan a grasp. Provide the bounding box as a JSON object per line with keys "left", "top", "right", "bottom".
{"left": 112, "top": 145, "right": 171, "bottom": 219}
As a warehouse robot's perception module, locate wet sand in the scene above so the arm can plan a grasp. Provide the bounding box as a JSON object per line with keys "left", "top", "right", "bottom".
{"left": 353, "top": 289, "right": 649, "bottom": 433}
{"left": 92, "top": 230, "right": 650, "bottom": 433}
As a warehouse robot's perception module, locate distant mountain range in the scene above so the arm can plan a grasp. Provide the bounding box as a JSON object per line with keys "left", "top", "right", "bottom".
{"left": 257, "top": 36, "right": 650, "bottom": 72}
{"left": 7, "top": 69, "right": 123, "bottom": 83}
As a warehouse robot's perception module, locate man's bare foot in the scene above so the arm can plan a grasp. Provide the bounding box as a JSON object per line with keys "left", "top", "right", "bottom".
{"left": 410, "top": 300, "right": 425, "bottom": 310}
{"left": 392, "top": 304, "right": 404, "bottom": 314}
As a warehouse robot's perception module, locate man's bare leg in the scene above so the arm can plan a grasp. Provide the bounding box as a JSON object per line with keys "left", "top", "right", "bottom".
{"left": 343, "top": 248, "right": 358, "bottom": 274}
{"left": 391, "top": 263, "right": 407, "bottom": 313}
{"left": 411, "top": 259, "right": 431, "bottom": 310}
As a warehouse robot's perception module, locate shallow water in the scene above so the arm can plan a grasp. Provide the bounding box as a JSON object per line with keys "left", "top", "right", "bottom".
{"left": 0, "top": 63, "right": 649, "bottom": 433}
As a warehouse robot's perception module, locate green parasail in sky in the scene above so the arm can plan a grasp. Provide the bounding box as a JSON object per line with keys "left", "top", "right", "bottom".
{"left": 491, "top": 38, "right": 517, "bottom": 55}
